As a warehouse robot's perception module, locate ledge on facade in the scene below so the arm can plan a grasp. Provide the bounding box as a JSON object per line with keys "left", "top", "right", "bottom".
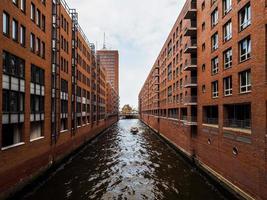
{"left": 202, "top": 124, "right": 219, "bottom": 129}
{"left": 30, "top": 136, "right": 45, "bottom": 142}
{"left": 223, "top": 127, "right": 252, "bottom": 135}
{"left": 1, "top": 142, "right": 25, "bottom": 151}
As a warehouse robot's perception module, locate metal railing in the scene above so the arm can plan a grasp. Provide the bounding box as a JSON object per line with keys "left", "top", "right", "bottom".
{"left": 224, "top": 119, "right": 251, "bottom": 129}
{"left": 187, "top": 116, "right": 197, "bottom": 123}
{"left": 185, "top": 39, "right": 197, "bottom": 49}
{"left": 203, "top": 118, "right": 218, "bottom": 125}
{"left": 184, "top": 77, "right": 197, "bottom": 85}
{"left": 184, "top": 58, "right": 197, "bottom": 69}
{"left": 184, "top": 96, "right": 197, "bottom": 104}
{"left": 181, "top": 115, "right": 187, "bottom": 121}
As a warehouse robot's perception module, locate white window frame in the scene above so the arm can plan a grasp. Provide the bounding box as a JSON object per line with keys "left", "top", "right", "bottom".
{"left": 211, "top": 57, "right": 219, "bottom": 75}
{"left": 224, "top": 48, "right": 232, "bottom": 69}
{"left": 239, "top": 37, "right": 251, "bottom": 62}
{"left": 212, "top": 81, "right": 219, "bottom": 98}
{"left": 223, "top": 0, "right": 232, "bottom": 15}
{"left": 211, "top": 8, "right": 218, "bottom": 28}
{"left": 224, "top": 76, "right": 232, "bottom": 96}
{"left": 224, "top": 20, "right": 232, "bottom": 42}
{"left": 211, "top": 32, "right": 218, "bottom": 51}
{"left": 240, "top": 70, "right": 251, "bottom": 93}
{"left": 239, "top": 3, "right": 251, "bottom": 31}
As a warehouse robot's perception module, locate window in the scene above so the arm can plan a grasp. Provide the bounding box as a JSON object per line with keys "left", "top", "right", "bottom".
{"left": 211, "top": 0, "right": 217, "bottom": 6}
{"left": 239, "top": 36, "right": 251, "bottom": 62}
{"left": 239, "top": 3, "right": 251, "bottom": 31}
{"left": 31, "top": 65, "right": 44, "bottom": 85}
{"left": 212, "top": 81, "right": 219, "bottom": 98}
{"left": 211, "top": 8, "right": 218, "bottom": 28}
{"left": 30, "top": 65, "right": 44, "bottom": 140}
{"left": 3, "top": 12, "right": 10, "bottom": 36}
{"left": 36, "top": 37, "right": 40, "bottom": 55}
{"left": 211, "top": 57, "right": 219, "bottom": 75}
{"left": 20, "top": 0, "right": 26, "bottom": 12}
{"left": 211, "top": 32, "right": 218, "bottom": 51}
{"left": 30, "top": 33, "right": 35, "bottom": 52}
{"left": 36, "top": 9, "right": 41, "bottom": 27}
{"left": 31, "top": 3, "right": 35, "bottom": 21}
{"left": 223, "top": 48, "right": 232, "bottom": 69}
{"left": 12, "top": 0, "right": 18, "bottom": 6}
{"left": 167, "top": 63, "right": 172, "bottom": 81}
{"left": 12, "top": 19, "right": 18, "bottom": 41}
{"left": 30, "top": 122, "right": 44, "bottom": 141}
{"left": 2, "top": 124, "right": 23, "bottom": 148}
{"left": 223, "top": 104, "right": 251, "bottom": 129}
{"left": 41, "top": 14, "right": 46, "bottom": 31}
{"left": 203, "top": 105, "right": 218, "bottom": 124}
{"left": 223, "top": 20, "right": 232, "bottom": 42}
{"left": 2, "top": 51, "right": 25, "bottom": 78}
{"left": 202, "top": 22, "right": 206, "bottom": 31}
{"left": 224, "top": 76, "right": 232, "bottom": 96}
{"left": 223, "top": 0, "right": 232, "bottom": 15}
{"left": 2, "top": 51, "right": 25, "bottom": 148}
{"left": 202, "top": 85, "right": 206, "bottom": 93}
{"left": 20, "top": 25, "right": 26, "bottom": 47}
{"left": 239, "top": 70, "right": 251, "bottom": 93}
{"left": 202, "top": 1, "right": 205, "bottom": 10}
{"left": 41, "top": 42, "right": 45, "bottom": 58}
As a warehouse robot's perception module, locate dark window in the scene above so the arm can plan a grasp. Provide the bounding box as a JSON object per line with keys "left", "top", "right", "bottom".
{"left": 3, "top": 51, "right": 25, "bottom": 78}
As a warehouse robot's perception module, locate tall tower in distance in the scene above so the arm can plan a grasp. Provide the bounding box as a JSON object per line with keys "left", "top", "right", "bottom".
{"left": 97, "top": 33, "right": 119, "bottom": 94}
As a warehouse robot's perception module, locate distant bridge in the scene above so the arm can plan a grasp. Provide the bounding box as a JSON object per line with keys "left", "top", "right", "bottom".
{"left": 119, "top": 113, "right": 139, "bottom": 119}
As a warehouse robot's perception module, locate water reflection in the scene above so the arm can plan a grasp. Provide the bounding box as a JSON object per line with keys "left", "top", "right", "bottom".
{"left": 21, "top": 119, "right": 228, "bottom": 200}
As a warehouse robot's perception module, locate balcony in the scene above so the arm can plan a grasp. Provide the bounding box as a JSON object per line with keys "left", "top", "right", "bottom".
{"left": 184, "top": 58, "right": 197, "bottom": 71}
{"left": 184, "top": 96, "right": 197, "bottom": 105}
{"left": 184, "top": 77, "right": 197, "bottom": 88}
{"left": 184, "top": 39, "right": 197, "bottom": 54}
{"left": 184, "top": 0, "right": 197, "bottom": 20}
{"left": 181, "top": 115, "right": 187, "bottom": 121}
{"left": 223, "top": 119, "right": 251, "bottom": 130}
{"left": 184, "top": 116, "right": 197, "bottom": 126}
{"left": 184, "top": 21, "right": 197, "bottom": 37}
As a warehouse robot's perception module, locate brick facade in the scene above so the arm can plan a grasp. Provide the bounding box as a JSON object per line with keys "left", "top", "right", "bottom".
{"left": 139, "top": 0, "right": 267, "bottom": 199}
{"left": 0, "top": 0, "right": 119, "bottom": 198}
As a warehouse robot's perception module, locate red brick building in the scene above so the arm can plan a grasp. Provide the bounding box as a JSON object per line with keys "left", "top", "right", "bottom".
{"left": 0, "top": 0, "right": 118, "bottom": 198}
{"left": 97, "top": 50, "right": 119, "bottom": 94}
{"left": 139, "top": 0, "right": 267, "bottom": 199}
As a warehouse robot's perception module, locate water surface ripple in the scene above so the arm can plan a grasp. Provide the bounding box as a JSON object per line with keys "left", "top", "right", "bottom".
{"left": 22, "top": 119, "right": 228, "bottom": 200}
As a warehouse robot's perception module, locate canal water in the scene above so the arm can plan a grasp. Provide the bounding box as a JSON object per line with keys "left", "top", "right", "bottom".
{"left": 21, "top": 119, "right": 229, "bottom": 200}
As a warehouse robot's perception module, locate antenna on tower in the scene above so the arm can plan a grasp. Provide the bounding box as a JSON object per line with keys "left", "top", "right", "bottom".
{"left": 103, "top": 32, "right": 106, "bottom": 49}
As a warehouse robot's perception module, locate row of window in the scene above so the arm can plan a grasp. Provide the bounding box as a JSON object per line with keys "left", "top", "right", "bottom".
{"left": 77, "top": 70, "right": 91, "bottom": 87}
{"left": 30, "top": 33, "right": 46, "bottom": 58}
{"left": 209, "top": 3, "right": 251, "bottom": 48}
{"left": 210, "top": 69, "right": 251, "bottom": 98}
{"left": 61, "top": 35, "right": 69, "bottom": 53}
{"left": 60, "top": 57, "right": 69, "bottom": 74}
{"left": 77, "top": 54, "right": 91, "bottom": 73}
{"left": 2, "top": 11, "right": 46, "bottom": 59}
{"left": 30, "top": 2, "right": 46, "bottom": 32}
{"left": 209, "top": 36, "right": 251, "bottom": 76}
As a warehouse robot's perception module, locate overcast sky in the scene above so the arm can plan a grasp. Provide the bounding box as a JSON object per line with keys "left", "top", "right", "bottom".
{"left": 68, "top": 0, "right": 186, "bottom": 109}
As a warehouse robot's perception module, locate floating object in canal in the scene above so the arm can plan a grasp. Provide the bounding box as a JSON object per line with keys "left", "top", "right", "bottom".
{"left": 130, "top": 127, "right": 139, "bottom": 134}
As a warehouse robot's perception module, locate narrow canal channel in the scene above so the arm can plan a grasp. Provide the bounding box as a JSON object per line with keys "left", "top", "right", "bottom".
{"left": 21, "top": 119, "right": 230, "bottom": 200}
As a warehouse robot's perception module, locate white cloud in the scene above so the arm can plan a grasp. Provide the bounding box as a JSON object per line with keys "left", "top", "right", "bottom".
{"left": 68, "top": 0, "right": 186, "bottom": 108}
